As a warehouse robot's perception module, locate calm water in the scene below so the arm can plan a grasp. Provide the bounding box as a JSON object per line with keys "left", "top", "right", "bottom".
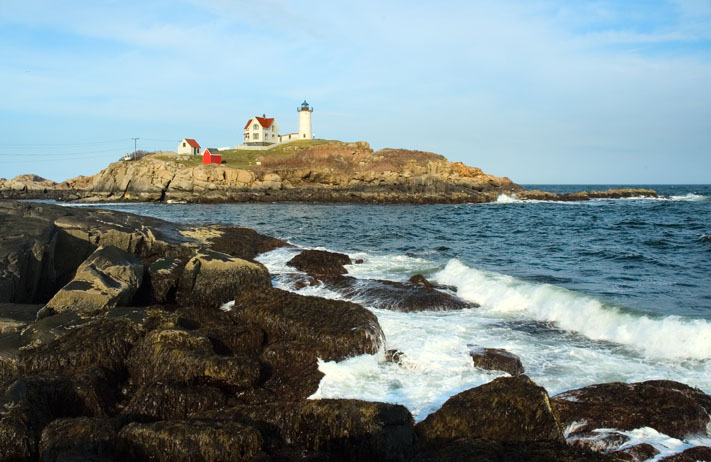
{"left": 65, "top": 185, "right": 711, "bottom": 448}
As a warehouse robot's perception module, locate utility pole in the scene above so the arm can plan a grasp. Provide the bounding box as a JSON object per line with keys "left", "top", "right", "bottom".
{"left": 132, "top": 137, "right": 139, "bottom": 160}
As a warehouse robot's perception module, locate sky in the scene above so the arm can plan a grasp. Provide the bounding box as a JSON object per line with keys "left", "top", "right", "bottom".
{"left": 0, "top": 0, "right": 709, "bottom": 184}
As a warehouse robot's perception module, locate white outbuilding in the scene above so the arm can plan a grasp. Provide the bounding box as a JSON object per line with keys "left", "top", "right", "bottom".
{"left": 177, "top": 138, "right": 201, "bottom": 155}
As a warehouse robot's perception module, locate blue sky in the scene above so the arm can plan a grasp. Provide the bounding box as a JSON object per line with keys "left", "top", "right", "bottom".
{"left": 0, "top": 0, "right": 709, "bottom": 183}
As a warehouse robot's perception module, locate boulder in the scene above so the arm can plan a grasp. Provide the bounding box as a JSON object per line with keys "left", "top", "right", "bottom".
{"left": 39, "top": 417, "right": 119, "bottom": 462}
{"left": 286, "top": 249, "right": 352, "bottom": 277}
{"left": 118, "top": 420, "right": 265, "bottom": 462}
{"left": 194, "top": 225, "right": 288, "bottom": 261}
{"left": 469, "top": 347, "right": 525, "bottom": 376}
{"left": 659, "top": 446, "right": 711, "bottom": 462}
{"left": 122, "top": 382, "right": 231, "bottom": 421}
{"left": 176, "top": 249, "right": 271, "bottom": 308}
{"left": 126, "top": 329, "right": 261, "bottom": 391}
{"left": 385, "top": 349, "right": 406, "bottom": 365}
{"left": 551, "top": 380, "right": 711, "bottom": 439}
{"left": 328, "top": 276, "right": 473, "bottom": 312}
{"left": 231, "top": 287, "right": 383, "bottom": 361}
{"left": 415, "top": 375, "right": 564, "bottom": 445}
{"left": 614, "top": 443, "right": 659, "bottom": 462}
{"left": 43, "top": 245, "right": 144, "bottom": 316}
{"left": 0, "top": 303, "right": 42, "bottom": 334}
{"left": 0, "top": 214, "right": 58, "bottom": 304}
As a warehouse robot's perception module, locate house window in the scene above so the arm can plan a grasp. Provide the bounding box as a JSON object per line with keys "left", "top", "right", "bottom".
{"left": 303, "top": 134, "right": 306, "bottom": 138}
{"left": 253, "top": 133, "right": 258, "bottom": 140}
{"left": 182, "top": 142, "right": 186, "bottom": 147}
{"left": 253, "top": 124, "right": 258, "bottom": 130}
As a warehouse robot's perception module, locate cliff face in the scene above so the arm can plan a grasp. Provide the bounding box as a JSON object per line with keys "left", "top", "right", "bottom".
{"left": 81, "top": 142, "right": 522, "bottom": 203}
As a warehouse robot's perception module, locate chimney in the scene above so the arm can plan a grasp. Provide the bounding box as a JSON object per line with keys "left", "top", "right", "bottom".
{"left": 262, "top": 114, "right": 266, "bottom": 118}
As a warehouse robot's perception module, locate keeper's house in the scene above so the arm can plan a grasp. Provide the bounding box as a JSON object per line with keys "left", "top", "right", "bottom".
{"left": 243, "top": 115, "right": 280, "bottom": 146}
{"left": 177, "top": 138, "right": 201, "bottom": 155}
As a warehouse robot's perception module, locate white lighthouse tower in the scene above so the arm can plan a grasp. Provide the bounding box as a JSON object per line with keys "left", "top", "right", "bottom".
{"left": 298, "top": 100, "right": 313, "bottom": 139}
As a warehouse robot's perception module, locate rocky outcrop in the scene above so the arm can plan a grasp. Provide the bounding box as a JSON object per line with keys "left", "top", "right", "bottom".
{"left": 659, "top": 447, "right": 711, "bottom": 462}
{"left": 42, "top": 245, "right": 144, "bottom": 317}
{"left": 551, "top": 380, "right": 711, "bottom": 439}
{"left": 416, "top": 375, "right": 564, "bottom": 445}
{"left": 469, "top": 347, "right": 525, "bottom": 376}
{"left": 518, "top": 188, "right": 658, "bottom": 201}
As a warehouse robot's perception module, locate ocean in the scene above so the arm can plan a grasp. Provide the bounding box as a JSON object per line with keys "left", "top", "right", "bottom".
{"left": 65, "top": 184, "right": 711, "bottom": 452}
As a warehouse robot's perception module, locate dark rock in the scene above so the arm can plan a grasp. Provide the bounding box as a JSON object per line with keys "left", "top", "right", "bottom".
{"left": 385, "top": 349, "right": 405, "bottom": 365}
{"left": 39, "top": 417, "right": 119, "bottom": 462}
{"left": 614, "top": 443, "right": 659, "bottom": 462}
{"left": 286, "top": 249, "right": 352, "bottom": 277}
{"left": 20, "top": 318, "right": 143, "bottom": 377}
{"left": 415, "top": 375, "right": 564, "bottom": 445}
{"left": 147, "top": 257, "right": 184, "bottom": 304}
{"left": 197, "top": 399, "right": 414, "bottom": 462}
{"left": 551, "top": 380, "right": 711, "bottom": 439}
{"left": 469, "top": 347, "right": 525, "bottom": 376}
{"left": 43, "top": 245, "right": 144, "bottom": 316}
{"left": 231, "top": 287, "right": 383, "bottom": 362}
{"left": 198, "top": 225, "right": 288, "bottom": 261}
{"left": 126, "top": 328, "right": 261, "bottom": 391}
{"left": 122, "top": 382, "right": 230, "bottom": 420}
{"left": 354, "top": 258, "right": 364, "bottom": 264}
{"left": 259, "top": 341, "right": 323, "bottom": 401}
{"left": 408, "top": 274, "right": 433, "bottom": 289}
{"left": 197, "top": 322, "right": 265, "bottom": 357}
{"left": 118, "top": 420, "right": 265, "bottom": 462}
{"left": 176, "top": 248, "right": 271, "bottom": 309}
{"left": 413, "top": 438, "right": 617, "bottom": 462}
{"left": 328, "top": 276, "right": 473, "bottom": 312}
{"left": 659, "top": 446, "right": 711, "bottom": 462}
{"left": 0, "top": 375, "right": 114, "bottom": 462}
{"left": 0, "top": 214, "right": 58, "bottom": 304}
{"left": 0, "top": 303, "right": 42, "bottom": 333}
{"left": 566, "top": 430, "right": 630, "bottom": 453}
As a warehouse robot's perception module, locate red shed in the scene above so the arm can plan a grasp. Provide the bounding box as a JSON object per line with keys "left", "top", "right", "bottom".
{"left": 202, "top": 148, "right": 222, "bottom": 165}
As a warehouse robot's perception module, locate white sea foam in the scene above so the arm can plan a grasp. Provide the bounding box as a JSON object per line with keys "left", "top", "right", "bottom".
{"left": 574, "top": 427, "right": 711, "bottom": 461}
{"left": 434, "top": 259, "right": 711, "bottom": 361}
{"left": 256, "top": 247, "right": 711, "bottom": 425}
{"left": 496, "top": 193, "right": 524, "bottom": 203}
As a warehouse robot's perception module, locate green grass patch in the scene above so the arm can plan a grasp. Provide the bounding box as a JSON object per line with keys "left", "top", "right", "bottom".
{"left": 152, "top": 139, "right": 337, "bottom": 169}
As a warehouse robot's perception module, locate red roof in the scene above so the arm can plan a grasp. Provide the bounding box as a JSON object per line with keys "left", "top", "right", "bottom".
{"left": 243, "top": 116, "right": 274, "bottom": 130}
{"left": 184, "top": 138, "right": 200, "bottom": 148}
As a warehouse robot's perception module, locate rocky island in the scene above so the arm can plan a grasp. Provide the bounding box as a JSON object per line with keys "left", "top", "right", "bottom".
{"left": 1, "top": 200, "right": 709, "bottom": 462}
{"left": 0, "top": 140, "right": 656, "bottom": 203}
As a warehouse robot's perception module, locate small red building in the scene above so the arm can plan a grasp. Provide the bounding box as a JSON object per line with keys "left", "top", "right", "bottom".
{"left": 202, "top": 148, "right": 222, "bottom": 165}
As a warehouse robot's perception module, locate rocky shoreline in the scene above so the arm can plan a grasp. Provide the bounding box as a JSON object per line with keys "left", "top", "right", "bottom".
{"left": 1, "top": 200, "right": 707, "bottom": 462}
{"left": 0, "top": 142, "right": 657, "bottom": 203}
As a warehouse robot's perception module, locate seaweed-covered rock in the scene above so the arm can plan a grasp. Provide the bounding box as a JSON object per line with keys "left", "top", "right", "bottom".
{"left": 126, "top": 329, "right": 260, "bottom": 390}
{"left": 196, "top": 399, "right": 414, "bottom": 462}
{"left": 118, "top": 420, "right": 265, "bottom": 462}
{"left": 21, "top": 318, "right": 143, "bottom": 377}
{"left": 176, "top": 249, "right": 271, "bottom": 308}
{"left": 659, "top": 446, "right": 711, "bottom": 462}
{"left": 195, "top": 225, "right": 288, "bottom": 261}
{"left": 469, "top": 347, "right": 525, "bottom": 376}
{"left": 286, "top": 249, "right": 352, "bottom": 277}
{"left": 614, "top": 443, "right": 659, "bottom": 462}
{"left": 328, "top": 276, "right": 472, "bottom": 312}
{"left": 551, "top": 380, "right": 711, "bottom": 439}
{"left": 197, "top": 322, "right": 265, "bottom": 357}
{"left": 147, "top": 257, "right": 184, "bottom": 304}
{"left": 416, "top": 375, "right": 564, "bottom": 445}
{"left": 122, "top": 382, "right": 231, "bottom": 421}
{"left": 43, "top": 245, "right": 144, "bottom": 316}
{"left": 258, "top": 342, "right": 323, "bottom": 401}
{"left": 231, "top": 287, "right": 383, "bottom": 361}
{"left": 0, "top": 214, "right": 58, "bottom": 304}
{"left": 39, "top": 417, "right": 119, "bottom": 462}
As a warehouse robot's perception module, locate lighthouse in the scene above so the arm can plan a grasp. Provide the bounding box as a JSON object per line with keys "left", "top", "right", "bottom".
{"left": 298, "top": 100, "right": 313, "bottom": 139}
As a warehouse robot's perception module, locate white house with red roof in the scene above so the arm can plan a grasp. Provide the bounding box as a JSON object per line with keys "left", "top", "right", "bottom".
{"left": 177, "top": 138, "right": 201, "bottom": 155}
{"left": 243, "top": 114, "right": 280, "bottom": 146}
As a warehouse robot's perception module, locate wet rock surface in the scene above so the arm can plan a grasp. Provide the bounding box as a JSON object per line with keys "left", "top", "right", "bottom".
{"left": 469, "top": 347, "right": 525, "bottom": 376}
{"left": 286, "top": 249, "right": 352, "bottom": 277}
{"left": 552, "top": 380, "right": 711, "bottom": 439}
{"left": 658, "top": 446, "right": 711, "bottom": 462}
